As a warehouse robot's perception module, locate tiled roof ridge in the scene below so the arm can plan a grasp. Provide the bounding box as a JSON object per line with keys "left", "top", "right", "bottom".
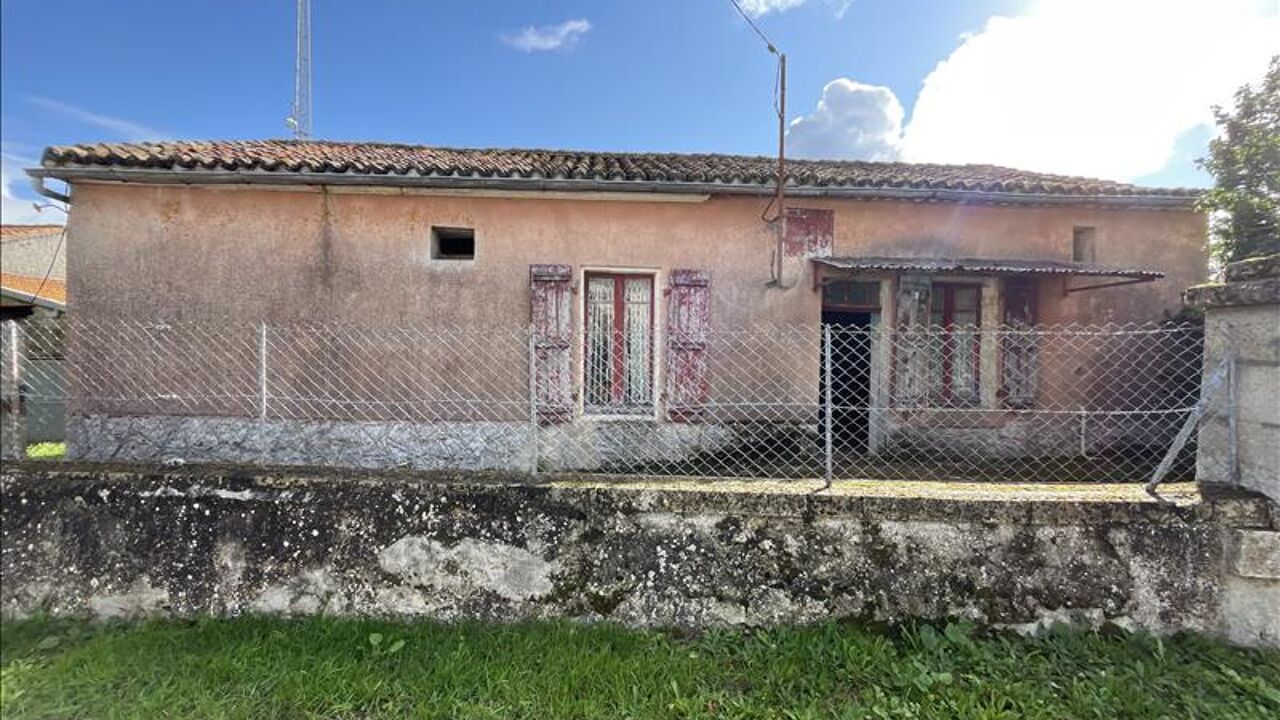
{"left": 37, "top": 139, "right": 1202, "bottom": 200}
{"left": 0, "top": 223, "right": 65, "bottom": 241}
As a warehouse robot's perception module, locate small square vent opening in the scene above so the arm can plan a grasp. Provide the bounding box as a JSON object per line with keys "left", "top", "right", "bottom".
{"left": 432, "top": 227, "right": 475, "bottom": 260}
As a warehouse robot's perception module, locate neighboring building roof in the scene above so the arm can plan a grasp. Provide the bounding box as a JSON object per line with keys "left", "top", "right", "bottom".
{"left": 0, "top": 224, "right": 63, "bottom": 243}
{"left": 814, "top": 256, "right": 1163, "bottom": 280}
{"left": 0, "top": 272, "right": 67, "bottom": 309}
{"left": 0, "top": 225, "right": 65, "bottom": 280}
{"left": 33, "top": 140, "right": 1199, "bottom": 208}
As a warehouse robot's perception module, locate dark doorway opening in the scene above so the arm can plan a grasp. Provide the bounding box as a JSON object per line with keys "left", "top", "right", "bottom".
{"left": 822, "top": 309, "right": 874, "bottom": 451}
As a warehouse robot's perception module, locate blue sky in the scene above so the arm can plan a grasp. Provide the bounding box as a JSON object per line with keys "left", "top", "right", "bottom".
{"left": 2, "top": 0, "right": 1276, "bottom": 223}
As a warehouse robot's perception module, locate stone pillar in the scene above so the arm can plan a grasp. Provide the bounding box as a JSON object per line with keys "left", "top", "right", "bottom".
{"left": 1185, "top": 253, "right": 1280, "bottom": 648}
{"left": 1185, "top": 254, "right": 1280, "bottom": 504}
{"left": 1, "top": 320, "right": 26, "bottom": 461}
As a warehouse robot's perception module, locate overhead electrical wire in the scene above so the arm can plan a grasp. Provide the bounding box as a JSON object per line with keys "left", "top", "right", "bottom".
{"left": 725, "top": 0, "right": 780, "bottom": 55}
{"left": 725, "top": 0, "right": 792, "bottom": 287}
{"left": 18, "top": 209, "right": 67, "bottom": 311}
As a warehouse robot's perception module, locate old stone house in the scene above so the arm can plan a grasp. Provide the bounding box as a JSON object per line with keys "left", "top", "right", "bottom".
{"left": 28, "top": 140, "right": 1207, "bottom": 469}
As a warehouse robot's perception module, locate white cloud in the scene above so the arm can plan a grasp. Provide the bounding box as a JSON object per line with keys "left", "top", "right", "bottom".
{"left": 2, "top": 98, "right": 167, "bottom": 223}
{"left": 787, "top": 79, "right": 903, "bottom": 161}
{"left": 25, "top": 96, "right": 169, "bottom": 141}
{"left": 737, "top": 0, "right": 809, "bottom": 17}
{"left": 501, "top": 19, "right": 592, "bottom": 52}
{"left": 737, "top": 0, "right": 854, "bottom": 18}
{"left": 1, "top": 150, "right": 56, "bottom": 225}
{"left": 899, "top": 0, "right": 1280, "bottom": 180}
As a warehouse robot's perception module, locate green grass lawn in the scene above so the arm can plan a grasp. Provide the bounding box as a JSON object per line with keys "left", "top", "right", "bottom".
{"left": 2, "top": 617, "right": 1276, "bottom": 719}
{"left": 24, "top": 442, "right": 65, "bottom": 460}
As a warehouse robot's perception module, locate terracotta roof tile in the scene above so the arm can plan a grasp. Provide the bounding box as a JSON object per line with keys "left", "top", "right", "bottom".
{"left": 0, "top": 272, "right": 66, "bottom": 307}
{"left": 0, "top": 224, "right": 64, "bottom": 243}
{"left": 37, "top": 140, "right": 1200, "bottom": 203}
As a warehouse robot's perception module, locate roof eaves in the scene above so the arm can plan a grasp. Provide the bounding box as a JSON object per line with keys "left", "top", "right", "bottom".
{"left": 28, "top": 165, "right": 1201, "bottom": 210}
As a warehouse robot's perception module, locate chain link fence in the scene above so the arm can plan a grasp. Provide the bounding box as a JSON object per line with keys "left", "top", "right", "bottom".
{"left": 2, "top": 317, "right": 1212, "bottom": 484}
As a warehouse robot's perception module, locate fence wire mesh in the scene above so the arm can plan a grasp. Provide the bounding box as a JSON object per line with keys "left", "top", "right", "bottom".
{"left": 3, "top": 317, "right": 1212, "bottom": 483}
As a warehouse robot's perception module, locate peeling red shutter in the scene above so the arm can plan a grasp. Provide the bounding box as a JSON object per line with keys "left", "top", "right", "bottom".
{"left": 892, "top": 274, "right": 932, "bottom": 405}
{"left": 665, "top": 269, "right": 710, "bottom": 422}
{"left": 1000, "top": 278, "right": 1039, "bottom": 408}
{"left": 530, "top": 264, "right": 573, "bottom": 423}
{"left": 783, "top": 208, "right": 834, "bottom": 258}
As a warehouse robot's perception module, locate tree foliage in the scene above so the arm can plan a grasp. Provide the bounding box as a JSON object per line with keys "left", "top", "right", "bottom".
{"left": 1197, "top": 55, "right": 1280, "bottom": 263}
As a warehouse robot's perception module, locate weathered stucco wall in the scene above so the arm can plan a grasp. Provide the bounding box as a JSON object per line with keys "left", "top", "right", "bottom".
{"left": 59, "top": 183, "right": 1207, "bottom": 434}
{"left": 0, "top": 228, "right": 66, "bottom": 279}
{"left": 2, "top": 465, "right": 1274, "bottom": 645}
{"left": 65, "top": 183, "right": 1205, "bottom": 328}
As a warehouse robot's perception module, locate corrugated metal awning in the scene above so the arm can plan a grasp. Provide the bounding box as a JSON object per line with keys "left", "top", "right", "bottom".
{"left": 812, "top": 256, "right": 1162, "bottom": 280}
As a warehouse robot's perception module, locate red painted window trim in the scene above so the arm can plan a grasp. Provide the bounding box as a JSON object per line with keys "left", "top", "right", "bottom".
{"left": 583, "top": 272, "right": 655, "bottom": 411}
{"left": 931, "top": 283, "right": 982, "bottom": 400}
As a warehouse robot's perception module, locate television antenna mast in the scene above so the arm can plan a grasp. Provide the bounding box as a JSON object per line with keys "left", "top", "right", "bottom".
{"left": 285, "top": 0, "right": 313, "bottom": 139}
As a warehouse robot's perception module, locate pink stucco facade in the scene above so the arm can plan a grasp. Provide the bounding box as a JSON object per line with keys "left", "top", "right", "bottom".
{"left": 56, "top": 181, "right": 1207, "bottom": 457}
{"left": 65, "top": 181, "right": 1205, "bottom": 326}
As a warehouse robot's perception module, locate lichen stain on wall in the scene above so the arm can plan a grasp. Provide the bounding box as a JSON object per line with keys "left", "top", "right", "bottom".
{"left": 0, "top": 466, "right": 1265, "bottom": 638}
{"left": 377, "top": 536, "right": 558, "bottom": 602}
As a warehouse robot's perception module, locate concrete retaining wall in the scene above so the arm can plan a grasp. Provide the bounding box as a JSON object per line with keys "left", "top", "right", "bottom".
{"left": 65, "top": 414, "right": 747, "bottom": 473}
{"left": 69, "top": 412, "right": 1186, "bottom": 480}
{"left": 67, "top": 415, "right": 539, "bottom": 471}
{"left": 3, "top": 464, "right": 1275, "bottom": 645}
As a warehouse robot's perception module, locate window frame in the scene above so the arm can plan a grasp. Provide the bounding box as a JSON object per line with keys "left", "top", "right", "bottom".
{"left": 929, "top": 282, "right": 983, "bottom": 403}
{"left": 822, "top": 280, "right": 882, "bottom": 312}
{"left": 582, "top": 271, "right": 656, "bottom": 415}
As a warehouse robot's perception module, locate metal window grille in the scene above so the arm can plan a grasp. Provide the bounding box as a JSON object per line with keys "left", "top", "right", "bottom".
{"left": 584, "top": 274, "right": 653, "bottom": 413}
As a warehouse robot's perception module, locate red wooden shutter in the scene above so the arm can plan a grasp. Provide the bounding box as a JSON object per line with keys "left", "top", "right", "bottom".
{"left": 1001, "top": 278, "right": 1039, "bottom": 407}
{"left": 783, "top": 208, "right": 834, "bottom": 258}
{"left": 530, "top": 264, "right": 573, "bottom": 424}
{"left": 892, "top": 274, "right": 931, "bottom": 405}
{"left": 665, "top": 269, "right": 710, "bottom": 422}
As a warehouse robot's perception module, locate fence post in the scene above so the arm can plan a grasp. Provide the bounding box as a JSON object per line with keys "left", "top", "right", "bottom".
{"left": 1146, "top": 353, "right": 1232, "bottom": 497}
{"left": 823, "top": 323, "right": 833, "bottom": 489}
{"left": 528, "top": 329, "right": 538, "bottom": 475}
{"left": 1, "top": 320, "right": 26, "bottom": 461}
{"left": 257, "top": 322, "right": 268, "bottom": 420}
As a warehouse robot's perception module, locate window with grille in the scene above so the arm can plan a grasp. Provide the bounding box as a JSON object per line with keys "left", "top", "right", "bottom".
{"left": 928, "top": 283, "right": 981, "bottom": 403}
{"left": 584, "top": 273, "right": 654, "bottom": 413}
